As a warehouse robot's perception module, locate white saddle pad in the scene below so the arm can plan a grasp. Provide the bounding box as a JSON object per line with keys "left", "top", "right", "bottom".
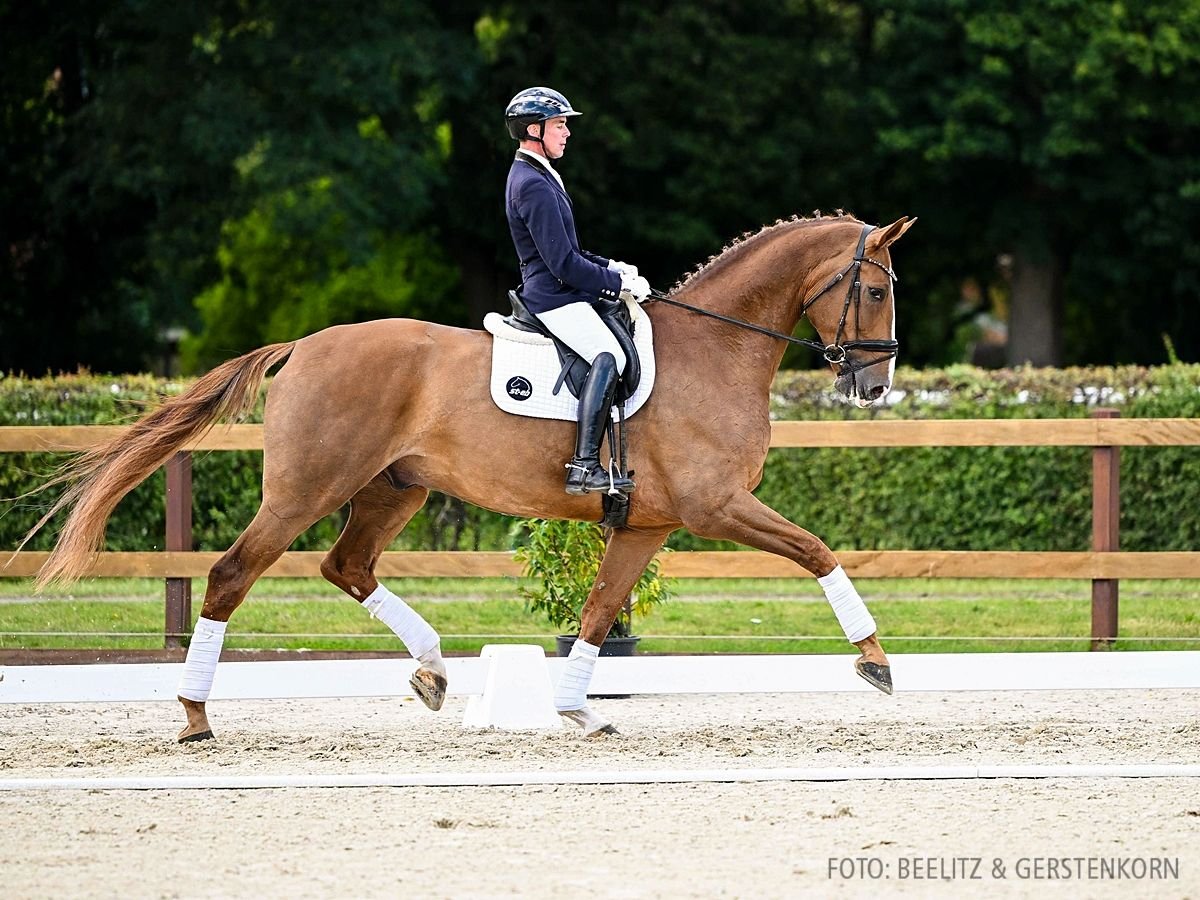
{"left": 483, "top": 300, "right": 656, "bottom": 422}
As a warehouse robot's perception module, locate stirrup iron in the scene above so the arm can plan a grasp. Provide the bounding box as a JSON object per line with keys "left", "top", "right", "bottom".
{"left": 606, "top": 460, "right": 623, "bottom": 496}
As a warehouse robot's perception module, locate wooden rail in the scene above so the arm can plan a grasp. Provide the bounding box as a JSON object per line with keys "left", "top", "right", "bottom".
{"left": 4, "top": 413, "right": 1200, "bottom": 649}
{"left": 4, "top": 417, "right": 1200, "bottom": 451}
{"left": 5, "top": 549, "right": 1200, "bottom": 580}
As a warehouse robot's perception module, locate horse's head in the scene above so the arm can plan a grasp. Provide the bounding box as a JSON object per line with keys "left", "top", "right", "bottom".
{"left": 803, "top": 217, "right": 916, "bottom": 408}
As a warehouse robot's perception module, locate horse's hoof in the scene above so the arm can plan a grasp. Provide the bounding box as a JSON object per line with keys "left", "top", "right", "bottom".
{"left": 410, "top": 667, "right": 447, "bottom": 711}
{"left": 558, "top": 706, "right": 618, "bottom": 737}
{"left": 177, "top": 729, "right": 215, "bottom": 744}
{"left": 855, "top": 659, "right": 894, "bottom": 695}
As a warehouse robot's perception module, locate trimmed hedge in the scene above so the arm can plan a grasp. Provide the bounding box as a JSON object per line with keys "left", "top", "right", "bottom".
{"left": 2, "top": 365, "right": 1199, "bottom": 554}
{"left": 757, "top": 365, "right": 1200, "bottom": 553}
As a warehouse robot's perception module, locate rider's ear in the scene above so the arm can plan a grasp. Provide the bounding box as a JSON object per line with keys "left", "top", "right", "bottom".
{"left": 868, "top": 216, "right": 918, "bottom": 251}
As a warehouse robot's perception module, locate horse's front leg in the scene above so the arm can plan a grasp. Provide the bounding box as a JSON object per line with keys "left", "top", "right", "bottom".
{"left": 556, "top": 527, "right": 672, "bottom": 736}
{"left": 682, "top": 490, "right": 892, "bottom": 695}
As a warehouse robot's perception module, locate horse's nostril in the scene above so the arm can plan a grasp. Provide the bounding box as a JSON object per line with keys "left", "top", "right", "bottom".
{"left": 867, "top": 384, "right": 888, "bottom": 401}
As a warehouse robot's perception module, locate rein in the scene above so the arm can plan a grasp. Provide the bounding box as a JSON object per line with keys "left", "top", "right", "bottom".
{"left": 645, "top": 223, "right": 899, "bottom": 375}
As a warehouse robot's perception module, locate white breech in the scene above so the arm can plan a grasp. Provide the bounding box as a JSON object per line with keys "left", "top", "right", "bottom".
{"left": 535, "top": 302, "right": 627, "bottom": 374}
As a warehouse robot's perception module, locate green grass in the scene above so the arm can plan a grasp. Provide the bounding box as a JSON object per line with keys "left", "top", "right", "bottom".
{"left": 1, "top": 576, "right": 1197, "bottom": 653}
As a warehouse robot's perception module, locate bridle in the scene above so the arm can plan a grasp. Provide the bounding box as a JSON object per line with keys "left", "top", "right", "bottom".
{"left": 645, "top": 223, "right": 899, "bottom": 376}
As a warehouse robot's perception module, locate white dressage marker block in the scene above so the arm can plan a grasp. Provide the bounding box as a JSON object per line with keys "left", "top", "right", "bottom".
{"left": 461, "top": 644, "right": 562, "bottom": 731}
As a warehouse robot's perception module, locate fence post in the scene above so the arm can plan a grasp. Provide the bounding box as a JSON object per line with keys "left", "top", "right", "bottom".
{"left": 1090, "top": 409, "right": 1119, "bottom": 650}
{"left": 165, "top": 452, "right": 193, "bottom": 649}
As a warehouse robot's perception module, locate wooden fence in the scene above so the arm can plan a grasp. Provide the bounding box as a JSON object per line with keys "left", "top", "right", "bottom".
{"left": 4, "top": 410, "right": 1200, "bottom": 650}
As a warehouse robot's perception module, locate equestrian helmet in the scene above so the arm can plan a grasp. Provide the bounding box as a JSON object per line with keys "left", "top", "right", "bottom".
{"left": 505, "top": 87, "right": 582, "bottom": 141}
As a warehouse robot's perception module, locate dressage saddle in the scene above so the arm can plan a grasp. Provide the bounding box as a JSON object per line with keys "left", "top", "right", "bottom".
{"left": 503, "top": 290, "right": 638, "bottom": 527}
{"left": 503, "top": 290, "right": 642, "bottom": 403}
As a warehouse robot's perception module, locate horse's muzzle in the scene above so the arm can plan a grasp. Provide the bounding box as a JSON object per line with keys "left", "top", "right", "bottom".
{"left": 835, "top": 369, "right": 892, "bottom": 409}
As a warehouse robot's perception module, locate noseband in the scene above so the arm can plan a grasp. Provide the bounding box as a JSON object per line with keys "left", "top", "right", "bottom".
{"left": 646, "top": 223, "right": 899, "bottom": 376}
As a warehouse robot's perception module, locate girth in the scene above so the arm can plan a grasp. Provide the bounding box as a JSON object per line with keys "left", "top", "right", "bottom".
{"left": 503, "top": 291, "right": 642, "bottom": 403}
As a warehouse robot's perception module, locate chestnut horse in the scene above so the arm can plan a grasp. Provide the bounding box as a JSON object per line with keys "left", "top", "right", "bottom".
{"left": 21, "top": 212, "right": 914, "bottom": 739}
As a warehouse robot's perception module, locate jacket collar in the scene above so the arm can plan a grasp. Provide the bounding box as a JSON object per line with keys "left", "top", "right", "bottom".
{"left": 515, "top": 149, "right": 569, "bottom": 200}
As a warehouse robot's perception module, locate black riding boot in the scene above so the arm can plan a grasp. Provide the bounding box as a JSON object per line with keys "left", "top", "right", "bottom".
{"left": 564, "top": 352, "right": 636, "bottom": 496}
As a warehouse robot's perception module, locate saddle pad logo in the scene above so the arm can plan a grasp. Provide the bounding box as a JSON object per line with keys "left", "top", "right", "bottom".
{"left": 506, "top": 376, "right": 533, "bottom": 401}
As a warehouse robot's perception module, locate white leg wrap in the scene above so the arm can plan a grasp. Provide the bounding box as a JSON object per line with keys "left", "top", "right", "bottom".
{"left": 363, "top": 584, "right": 440, "bottom": 659}
{"left": 818, "top": 565, "right": 877, "bottom": 644}
{"left": 177, "top": 617, "right": 227, "bottom": 702}
{"left": 554, "top": 638, "right": 600, "bottom": 711}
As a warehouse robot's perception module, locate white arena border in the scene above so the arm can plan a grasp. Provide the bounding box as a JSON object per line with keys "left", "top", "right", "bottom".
{"left": 2, "top": 651, "right": 1198, "bottom": 703}
{"left": 4, "top": 652, "right": 1199, "bottom": 792}
{"left": 3, "top": 764, "right": 1200, "bottom": 792}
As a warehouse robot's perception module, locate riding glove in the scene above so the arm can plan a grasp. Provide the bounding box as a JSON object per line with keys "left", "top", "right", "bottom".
{"left": 619, "top": 273, "right": 651, "bottom": 303}
{"left": 607, "top": 259, "right": 639, "bottom": 278}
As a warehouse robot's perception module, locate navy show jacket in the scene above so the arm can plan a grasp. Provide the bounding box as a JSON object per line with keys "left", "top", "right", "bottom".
{"left": 505, "top": 153, "right": 622, "bottom": 313}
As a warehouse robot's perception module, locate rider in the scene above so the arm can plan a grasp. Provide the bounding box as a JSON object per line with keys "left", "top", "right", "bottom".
{"left": 504, "top": 86, "right": 650, "bottom": 496}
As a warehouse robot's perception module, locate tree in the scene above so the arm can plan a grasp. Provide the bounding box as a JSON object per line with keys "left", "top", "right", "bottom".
{"left": 183, "top": 191, "right": 459, "bottom": 369}
{"left": 174, "top": 0, "right": 480, "bottom": 360}
{"left": 2, "top": 1, "right": 478, "bottom": 373}
{"left": 869, "top": 0, "right": 1200, "bottom": 365}
{"left": 432, "top": 0, "right": 884, "bottom": 368}
{"left": 6, "top": 1, "right": 1198, "bottom": 374}
{"left": 0, "top": 1, "right": 159, "bottom": 374}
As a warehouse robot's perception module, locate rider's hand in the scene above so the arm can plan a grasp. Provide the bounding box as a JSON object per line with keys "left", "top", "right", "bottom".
{"left": 619, "top": 273, "right": 651, "bottom": 303}
{"left": 608, "top": 259, "right": 639, "bottom": 278}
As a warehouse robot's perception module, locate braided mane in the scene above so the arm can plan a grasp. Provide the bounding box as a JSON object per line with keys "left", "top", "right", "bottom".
{"left": 673, "top": 209, "right": 858, "bottom": 292}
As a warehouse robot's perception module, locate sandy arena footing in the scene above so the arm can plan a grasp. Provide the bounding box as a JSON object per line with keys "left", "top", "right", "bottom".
{"left": 1, "top": 689, "right": 1198, "bottom": 897}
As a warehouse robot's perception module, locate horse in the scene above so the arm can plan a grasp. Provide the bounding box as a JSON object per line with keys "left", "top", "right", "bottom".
{"left": 18, "top": 211, "right": 915, "bottom": 740}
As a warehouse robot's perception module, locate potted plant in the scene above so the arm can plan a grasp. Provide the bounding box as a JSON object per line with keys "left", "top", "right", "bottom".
{"left": 514, "top": 518, "right": 672, "bottom": 657}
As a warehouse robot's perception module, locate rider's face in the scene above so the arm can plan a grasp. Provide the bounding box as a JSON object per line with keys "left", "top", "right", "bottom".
{"left": 539, "top": 116, "right": 570, "bottom": 159}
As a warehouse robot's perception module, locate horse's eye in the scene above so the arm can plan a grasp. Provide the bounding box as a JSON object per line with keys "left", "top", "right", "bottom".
{"left": 868, "top": 287, "right": 886, "bottom": 302}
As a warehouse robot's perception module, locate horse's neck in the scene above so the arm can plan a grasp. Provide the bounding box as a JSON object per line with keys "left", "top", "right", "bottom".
{"left": 674, "top": 223, "right": 844, "bottom": 333}
{"left": 656, "top": 224, "right": 837, "bottom": 392}
{"left": 648, "top": 300, "right": 788, "bottom": 407}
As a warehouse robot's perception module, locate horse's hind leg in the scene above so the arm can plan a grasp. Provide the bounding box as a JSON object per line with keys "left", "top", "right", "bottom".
{"left": 682, "top": 490, "right": 892, "bottom": 694}
{"left": 177, "top": 501, "right": 330, "bottom": 742}
{"left": 319, "top": 476, "right": 447, "bottom": 710}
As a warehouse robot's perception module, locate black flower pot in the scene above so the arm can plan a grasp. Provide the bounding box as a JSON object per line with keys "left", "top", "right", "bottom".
{"left": 555, "top": 634, "right": 641, "bottom": 658}
{"left": 555, "top": 634, "right": 639, "bottom": 698}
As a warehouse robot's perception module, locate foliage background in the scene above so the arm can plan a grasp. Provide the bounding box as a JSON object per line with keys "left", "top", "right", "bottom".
{"left": 3, "top": 1, "right": 1199, "bottom": 375}
{"left": 514, "top": 518, "right": 672, "bottom": 636}
{"left": 4, "top": 365, "right": 1198, "bottom": 555}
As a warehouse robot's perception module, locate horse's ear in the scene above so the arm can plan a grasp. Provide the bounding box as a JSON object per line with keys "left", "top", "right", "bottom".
{"left": 868, "top": 216, "right": 918, "bottom": 251}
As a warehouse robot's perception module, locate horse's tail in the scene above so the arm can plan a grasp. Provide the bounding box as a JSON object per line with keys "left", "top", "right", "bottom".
{"left": 14, "top": 341, "right": 297, "bottom": 589}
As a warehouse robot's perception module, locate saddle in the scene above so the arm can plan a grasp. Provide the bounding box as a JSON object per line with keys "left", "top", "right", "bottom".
{"left": 502, "top": 290, "right": 642, "bottom": 529}
{"left": 503, "top": 291, "right": 642, "bottom": 403}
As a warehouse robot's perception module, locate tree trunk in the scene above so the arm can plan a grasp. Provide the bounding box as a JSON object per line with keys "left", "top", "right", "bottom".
{"left": 1006, "top": 245, "right": 1063, "bottom": 367}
